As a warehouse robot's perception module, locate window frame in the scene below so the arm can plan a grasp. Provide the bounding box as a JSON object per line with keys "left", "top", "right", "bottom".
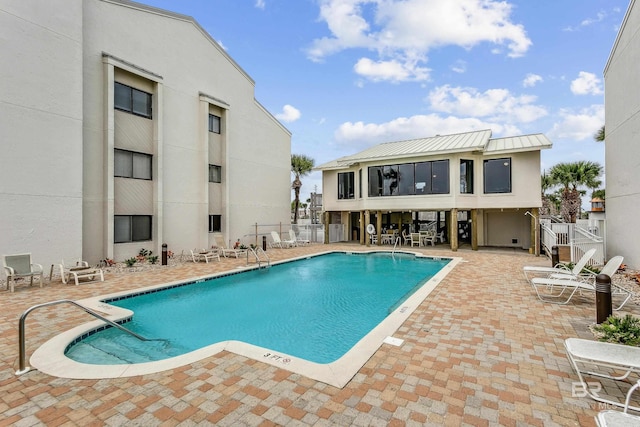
{"left": 114, "top": 82, "right": 152, "bottom": 119}
{"left": 209, "top": 164, "right": 222, "bottom": 183}
{"left": 337, "top": 171, "right": 355, "bottom": 200}
{"left": 483, "top": 157, "right": 512, "bottom": 194}
{"left": 208, "top": 114, "right": 221, "bottom": 134}
{"left": 114, "top": 215, "right": 152, "bottom": 243}
{"left": 114, "top": 149, "right": 152, "bottom": 180}
{"left": 208, "top": 214, "right": 222, "bottom": 233}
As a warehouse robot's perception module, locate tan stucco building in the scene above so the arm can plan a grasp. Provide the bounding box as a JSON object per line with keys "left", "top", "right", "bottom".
{"left": 0, "top": 0, "right": 291, "bottom": 268}
{"left": 604, "top": 0, "right": 640, "bottom": 269}
{"left": 316, "top": 130, "right": 552, "bottom": 253}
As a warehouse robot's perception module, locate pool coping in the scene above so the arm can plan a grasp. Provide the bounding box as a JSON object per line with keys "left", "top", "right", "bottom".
{"left": 30, "top": 250, "right": 461, "bottom": 388}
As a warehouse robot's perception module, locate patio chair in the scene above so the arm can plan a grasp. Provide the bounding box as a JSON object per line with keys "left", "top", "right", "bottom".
{"left": 409, "top": 233, "right": 421, "bottom": 247}
{"left": 2, "top": 253, "right": 44, "bottom": 292}
{"left": 214, "top": 236, "right": 247, "bottom": 258}
{"left": 420, "top": 231, "right": 437, "bottom": 247}
{"left": 58, "top": 259, "right": 104, "bottom": 286}
{"left": 401, "top": 230, "right": 410, "bottom": 245}
{"left": 289, "top": 229, "right": 309, "bottom": 246}
{"left": 596, "top": 379, "right": 640, "bottom": 426}
{"left": 530, "top": 256, "right": 625, "bottom": 306}
{"left": 523, "top": 248, "right": 596, "bottom": 283}
{"left": 270, "top": 231, "right": 293, "bottom": 248}
{"left": 566, "top": 337, "right": 640, "bottom": 413}
{"left": 190, "top": 249, "right": 220, "bottom": 263}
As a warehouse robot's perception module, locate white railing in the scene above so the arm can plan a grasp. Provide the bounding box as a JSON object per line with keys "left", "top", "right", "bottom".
{"left": 540, "top": 221, "right": 605, "bottom": 266}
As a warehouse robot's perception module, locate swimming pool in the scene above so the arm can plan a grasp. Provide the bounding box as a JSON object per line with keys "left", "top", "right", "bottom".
{"left": 31, "top": 250, "right": 459, "bottom": 387}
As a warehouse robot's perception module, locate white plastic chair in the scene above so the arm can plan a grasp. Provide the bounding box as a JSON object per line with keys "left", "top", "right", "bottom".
{"left": 523, "top": 248, "right": 596, "bottom": 283}
{"left": 2, "top": 253, "right": 44, "bottom": 292}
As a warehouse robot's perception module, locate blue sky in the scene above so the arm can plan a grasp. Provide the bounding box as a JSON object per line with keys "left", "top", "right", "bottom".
{"left": 138, "top": 0, "right": 626, "bottom": 206}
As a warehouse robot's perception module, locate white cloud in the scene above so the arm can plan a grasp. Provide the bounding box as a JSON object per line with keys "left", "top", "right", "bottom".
{"left": 451, "top": 60, "right": 467, "bottom": 74}
{"left": 353, "top": 57, "right": 430, "bottom": 82}
{"left": 570, "top": 71, "right": 603, "bottom": 95}
{"left": 427, "top": 85, "right": 548, "bottom": 123}
{"left": 255, "top": 0, "right": 266, "bottom": 9}
{"left": 334, "top": 113, "right": 520, "bottom": 150}
{"left": 548, "top": 104, "right": 604, "bottom": 141}
{"left": 307, "top": 0, "right": 531, "bottom": 81}
{"left": 523, "top": 73, "right": 543, "bottom": 87}
{"left": 275, "top": 105, "right": 301, "bottom": 122}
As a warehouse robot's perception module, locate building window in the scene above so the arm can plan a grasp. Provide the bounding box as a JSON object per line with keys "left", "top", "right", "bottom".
{"left": 209, "top": 165, "right": 222, "bottom": 183}
{"left": 368, "top": 166, "right": 383, "bottom": 197}
{"left": 368, "top": 160, "right": 449, "bottom": 197}
{"left": 114, "top": 215, "right": 152, "bottom": 243}
{"left": 209, "top": 114, "right": 221, "bottom": 133}
{"left": 114, "top": 149, "right": 152, "bottom": 180}
{"left": 484, "top": 158, "right": 511, "bottom": 193}
{"left": 397, "top": 163, "right": 415, "bottom": 195}
{"left": 209, "top": 215, "right": 221, "bottom": 233}
{"left": 114, "top": 82, "right": 152, "bottom": 118}
{"left": 415, "top": 160, "right": 449, "bottom": 195}
{"left": 358, "top": 169, "right": 362, "bottom": 198}
{"left": 338, "top": 172, "right": 354, "bottom": 199}
{"left": 460, "top": 159, "right": 474, "bottom": 194}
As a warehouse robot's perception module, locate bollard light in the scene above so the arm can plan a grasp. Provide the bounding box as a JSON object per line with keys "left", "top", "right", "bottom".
{"left": 162, "top": 243, "right": 168, "bottom": 266}
{"left": 595, "top": 273, "right": 612, "bottom": 324}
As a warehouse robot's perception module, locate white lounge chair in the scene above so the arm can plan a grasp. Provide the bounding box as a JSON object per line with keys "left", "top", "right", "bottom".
{"left": 190, "top": 249, "right": 220, "bottom": 263}
{"left": 2, "top": 253, "right": 44, "bottom": 292}
{"left": 596, "top": 380, "right": 640, "bottom": 426}
{"left": 523, "top": 248, "right": 596, "bottom": 283}
{"left": 289, "top": 229, "right": 309, "bottom": 246}
{"left": 214, "top": 236, "right": 247, "bottom": 258}
{"left": 58, "top": 260, "right": 104, "bottom": 286}
{"left": 566, "top": 337, "right": 640, "bottom": 413}
{"left": 270, "top": 231, "right": 293, "bottom": 248}
{"left": 531, "top": 256, "right": 626, "bottom": 307}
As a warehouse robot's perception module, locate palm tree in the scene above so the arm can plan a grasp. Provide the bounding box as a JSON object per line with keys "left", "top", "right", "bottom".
{"left": 594, "top": 125, "right": 605, "bottom": 142}
{"left": 549, "top": 161, "right": 603, "bottom": 223}
{"left": 291, "top": 154, "right": 315, "bottom": 224}
{"left": 540, "top": 172, "right": 555, "bottom": 215}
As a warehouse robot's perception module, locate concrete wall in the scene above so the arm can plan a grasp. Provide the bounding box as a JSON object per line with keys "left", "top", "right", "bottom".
{"left": 604, "top": 0, "right": 640, "bottom": 268}
{"left": 0, "top": 1, "right": 84, "bottom": 268}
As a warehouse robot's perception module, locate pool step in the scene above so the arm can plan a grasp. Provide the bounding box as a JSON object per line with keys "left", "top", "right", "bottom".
{"left": 66, "top": 334, "right": 178, "bottom": 364}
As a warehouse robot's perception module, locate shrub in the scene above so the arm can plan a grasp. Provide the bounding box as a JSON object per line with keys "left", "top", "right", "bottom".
{"left": 147, "top": 255, "right": 159, "bottom": 264}
{"left": 592, "top": 314, "right": 640, "bottom": 346}
{"left": 124, "top": 257, "right": 137, "bottom": 267}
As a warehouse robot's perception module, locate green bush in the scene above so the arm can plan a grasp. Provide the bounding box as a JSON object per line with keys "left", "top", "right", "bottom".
{"left": 124, "top": 257, "right": 137, "bottom": 267}
{"left": 592, "top": 314, "right": 640, "bottom": 346}
{"left": 147, "top": 255, "right": 159, "bottom": 264}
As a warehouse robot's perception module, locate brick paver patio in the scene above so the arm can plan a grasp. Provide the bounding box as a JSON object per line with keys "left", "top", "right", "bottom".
{"left": 0, "top": 243, "right": 637, "bottom": 426}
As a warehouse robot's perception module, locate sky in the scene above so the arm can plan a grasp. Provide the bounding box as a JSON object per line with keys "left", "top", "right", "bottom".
{"left": 137, "top": 0, "right": 627, "bottom": 209}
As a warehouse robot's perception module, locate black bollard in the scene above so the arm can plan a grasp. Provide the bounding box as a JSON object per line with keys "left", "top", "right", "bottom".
{"left": 162, "top": 243, "right": 168, "bottom": 265}
{"left": 551, "top": 245, "right": 559, "bottom": 267}
{"left": 595, "top": 273, "right": 612, "bottom": 324}
{"left": 262, "top": 235, "right": 267, "bottom": 251}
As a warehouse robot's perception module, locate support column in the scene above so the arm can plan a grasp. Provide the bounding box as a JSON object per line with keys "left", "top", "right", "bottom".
{"left": 365, "top": 210, "right": 371, "bottom": 247}
{"left": 449, "top": 209, "right": 458, "bottom": 251}
{"left": 359, "top": 211, "right": 365, "bottom": 245}
{"left": 324, "top": 211, "right": 330, "bottom": 244}
{"left": 471, "top": 209, "right": 478, "bottom": 251}
{"left": 531, "top": 207, "right": 540, "bottom": 256}
{"left": 376, "top": 210, "right": 382, "bottom": 246}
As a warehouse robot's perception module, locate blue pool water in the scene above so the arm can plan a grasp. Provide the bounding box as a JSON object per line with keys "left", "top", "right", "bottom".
{"left": 66, "top": 252, "right": 450, "bottom": 365}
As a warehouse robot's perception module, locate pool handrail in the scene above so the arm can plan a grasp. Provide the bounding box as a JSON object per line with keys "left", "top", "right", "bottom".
{"left": 247, "top": 247, "right": 270, "bottom": 268}
{"left": 16, "top": 299, "right": 161, "bottom": 375}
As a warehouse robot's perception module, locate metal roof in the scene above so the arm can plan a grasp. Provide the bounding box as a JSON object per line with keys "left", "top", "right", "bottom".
{"left": 315, "top": 130, "right": 552, "bottom": 170}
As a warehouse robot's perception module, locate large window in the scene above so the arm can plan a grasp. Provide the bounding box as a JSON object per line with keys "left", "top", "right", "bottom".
{"left": 484, "top": 158, "right": 511, "bottom": 193}
{"left": 114, "top": 149, "right": 152, "bottom": 180}
{"left": 209, "top": 164, "right": 222, "bottom": 183}
{"left": 114, "top": 82, "right": 152, "bottom": 118}
{"left": 114, "top": 215, "right": 152, "bottom": 243}
{"left": 460, "top": 159, "right": 474, "bottom": 194}
{"left": 338, "top": 172, "right": 354, "bottom": 199}
{"left": 209, "top": 114, "right": 221, "bottom": 133}
{"left": 369, "top": 160, "right": 449, "bottom": 197}
{"left": 208, "top": 215, "right": 221, "bottom": 233}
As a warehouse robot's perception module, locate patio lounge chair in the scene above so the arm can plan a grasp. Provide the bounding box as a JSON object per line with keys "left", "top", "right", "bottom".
{"left": 58, "top": 260, "right": 104, "bottom": 286}
{"left": 190, "top": 249, "right": 220, "bottom": 263}
{"left": 523, "top": 248, "right": 596, "bottom": 283}
{"left": 270, "top": 231, "right": 293, "bottom": 248}
{"left": 531, "top": 256, "right": 626, "bottom": 307}
{"left": 289, "top": 229, "right": 309, "bottom": 246}
{"left": 566, "top": 337, "right": 640, "bottom": 413}
{"left": 214, "top": 236, "right": 247, "bottom": 258}
{"left": 596, "top": 380, "right": 640, "bottom": 426}
{"left": 2, "top": 253, "right": 44, "bottom": 292}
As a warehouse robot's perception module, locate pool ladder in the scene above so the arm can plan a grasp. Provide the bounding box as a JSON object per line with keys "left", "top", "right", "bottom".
{"left": 247, "top": 247, "right": 271, "bottom": 269}
{"left": 15, "top": 299, "right": 162, "bottom": 375}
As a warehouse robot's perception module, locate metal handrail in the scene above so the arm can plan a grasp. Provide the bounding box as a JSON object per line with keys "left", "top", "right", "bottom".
{"left": 16, "top": 299, "right": 158, "bottom": 375}
{"left": 247, "top": 247, "right": 271, "bottom": 268}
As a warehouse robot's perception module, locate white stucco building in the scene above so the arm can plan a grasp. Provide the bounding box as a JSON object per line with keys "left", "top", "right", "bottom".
{"left": 604, "top": 0, "right": 640, "bottom": 269}
{"left": 316, "top": 130, "right": 552, "bottom": 252}
{"left": 0, "top": 0, "right": 291, "bottom": 268}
